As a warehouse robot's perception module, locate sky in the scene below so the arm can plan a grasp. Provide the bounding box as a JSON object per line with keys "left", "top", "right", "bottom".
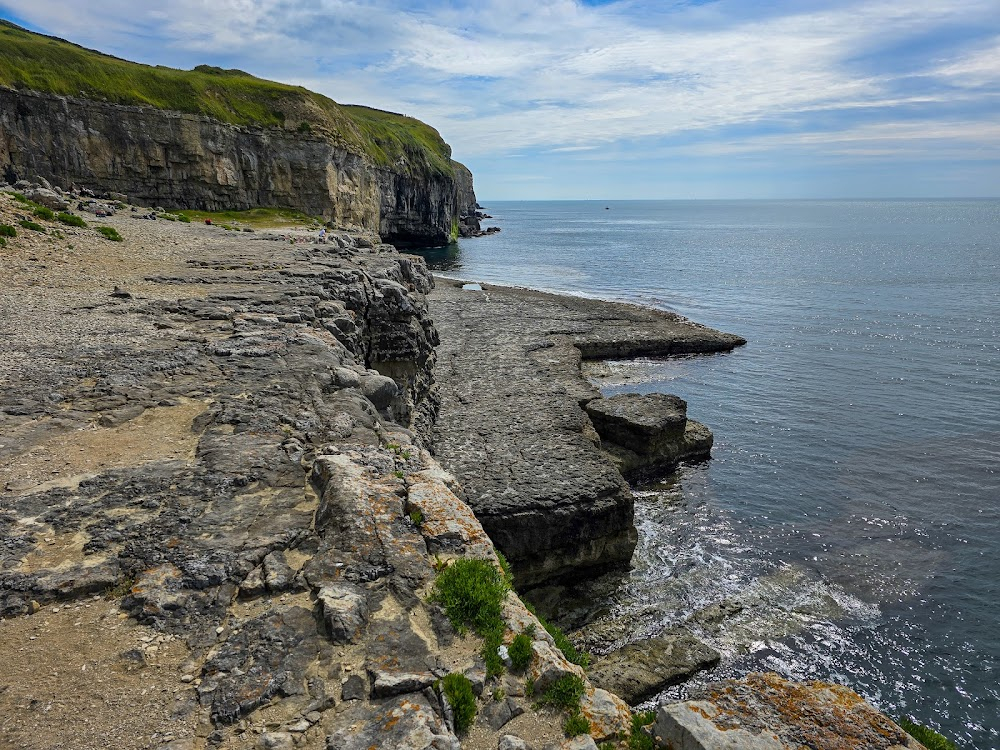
{"left": 2, "top": 0, "right": 1000, "bottom": 199}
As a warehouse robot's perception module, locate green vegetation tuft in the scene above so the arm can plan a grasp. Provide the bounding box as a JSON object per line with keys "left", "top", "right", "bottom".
{"left": 0, "top": 223, "right": 16, "bottom": 237}
{"left": 628, "top": 710, "right": 657, "bottom": 750}
{"left": 409, "top": 509, "right": 424, "bottom": 526}
{"left": 0, "top": 236, "right": 6, "bottom": 248}
{"left": 32, "top": 205, "right": 54, "bottom": 220}
{"left": 563, "top": 712, "right": 591, "bottom": 738}
{"left": 431, "top": 558, "right": 511, "bottom": 679}
{"left": 431, "top": 558, "right": 508, "bottom": 637}
{"left": 19, "top": 219, "right": 44, "bottom": 232}
{"left": 0, "top": 20, "right": 454, "bottom": 177}
{"left": 539, "top": 674, "right": 586, "bottom": 711}
{"left": 898, "top": 718, "right": 959, "bottom": 750}
{"left": 11, "top": 191, "right": 30, "bottom": 204}
{"left": 177, "top": 206, "right": 317, "bottom": 228}
{"left": 56, "top": 212, "right": 86, "bottom": 227}
{"left": 439, "top": 673, "right": 477, "bottom": 734}
{"left": 96, "top": 226, "right": 122, "bottom": 241}
{"left": 508, "top": 632, "right": 533, "bottom": 672}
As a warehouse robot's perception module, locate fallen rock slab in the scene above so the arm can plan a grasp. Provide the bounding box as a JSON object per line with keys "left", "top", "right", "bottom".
{"left": 652, "top": 672, "right": 925, "bottom": 750}
{"left": 588, "top": 629, "right": 720, "bottom": 704}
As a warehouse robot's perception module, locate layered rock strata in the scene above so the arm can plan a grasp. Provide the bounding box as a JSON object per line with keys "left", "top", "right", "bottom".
{"left": 0, "top": 88, "right": 476, "bottom": 246}
{"left": 585, "top": 393, "right": 713, "bottom": 480}
{"left": 428, "top": 282, "right": 746, "bottom": 591}
{"left": 0, "top": 199, "right": 624, "bottom": 750}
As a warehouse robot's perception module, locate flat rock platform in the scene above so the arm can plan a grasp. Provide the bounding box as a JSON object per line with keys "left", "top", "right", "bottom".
{"left": 428, "top": 280, "right": 746, "bottom": 590}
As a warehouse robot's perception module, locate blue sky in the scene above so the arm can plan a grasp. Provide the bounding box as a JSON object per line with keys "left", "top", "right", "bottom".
{"left": 2, "top": 0, "right": 999, "bottom": 199}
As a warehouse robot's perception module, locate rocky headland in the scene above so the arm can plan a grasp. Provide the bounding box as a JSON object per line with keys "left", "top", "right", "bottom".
{"left": 0, "top": 185, "right": 934, "bottom": 749}
{"left": 0, "top": 21, "right": 478, "bottom": 247}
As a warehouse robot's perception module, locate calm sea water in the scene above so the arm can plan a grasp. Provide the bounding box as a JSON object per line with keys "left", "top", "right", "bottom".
{"left": 415, "top": 200, "right": 1000, "bottom": 748}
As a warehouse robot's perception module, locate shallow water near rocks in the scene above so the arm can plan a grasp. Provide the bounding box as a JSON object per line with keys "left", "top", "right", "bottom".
{"left": 415, "top": 199, "right": 1000, "bottom": 747}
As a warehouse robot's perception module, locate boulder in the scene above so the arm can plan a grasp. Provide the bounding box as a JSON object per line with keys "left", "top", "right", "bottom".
{"left": 588, "top": 629, "right": 720, "bottom": 704}
{"left": 585, "top": 393, "right": 714, "bottom": 479}
{"left": 25, "top": 187, "right": 69, "bottom": 211}
{"left": 318, "top": 583, "right": 368, "bottom": 644}
{"left": 325, "top": 694, "right": 460, "bottom": 750}
{"left": 652, "top": 673, "right": 926, "bottom": 750}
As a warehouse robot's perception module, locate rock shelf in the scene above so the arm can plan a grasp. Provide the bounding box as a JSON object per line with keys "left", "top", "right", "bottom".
{"left": 428, "top": 281, "right": 745, "bottom": 590}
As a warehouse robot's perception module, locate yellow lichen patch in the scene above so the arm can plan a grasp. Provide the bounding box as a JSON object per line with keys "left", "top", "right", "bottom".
{"left": 1, "top": 398, "right": 209, "bottom": 493}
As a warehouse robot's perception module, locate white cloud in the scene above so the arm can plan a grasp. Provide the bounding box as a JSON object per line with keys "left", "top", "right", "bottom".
{"left": 2, "top": 0, "right": 999, "bottom": 170}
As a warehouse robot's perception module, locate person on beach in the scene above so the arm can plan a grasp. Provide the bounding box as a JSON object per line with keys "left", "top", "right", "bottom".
{"left": 318, "top": 227, "right": 327, "bottom": 243}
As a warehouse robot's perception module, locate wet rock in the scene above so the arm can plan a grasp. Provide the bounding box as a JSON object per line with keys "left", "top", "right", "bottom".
{"left": 588, "top": 629, "right": 720, "bottom": 704}
{"left": 325, "top": 694, "right": 460, "bottom": 750}
{"left": 652, "top": 672, "right": 923, "bottom": 750}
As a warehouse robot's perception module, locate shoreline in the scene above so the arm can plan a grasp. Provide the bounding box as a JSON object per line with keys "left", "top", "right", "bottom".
{"left": 0, "top": 190, "right": 936, "bottom": 749}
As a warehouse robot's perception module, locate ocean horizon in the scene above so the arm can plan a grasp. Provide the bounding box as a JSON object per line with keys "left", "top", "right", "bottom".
{"left": 416, "top": 198, "right": 1000, "bottom": 748}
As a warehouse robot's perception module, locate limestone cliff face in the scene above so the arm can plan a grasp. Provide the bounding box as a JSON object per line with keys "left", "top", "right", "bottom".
{"left": 0, "top": 88, "right": 474, "bottom": 245}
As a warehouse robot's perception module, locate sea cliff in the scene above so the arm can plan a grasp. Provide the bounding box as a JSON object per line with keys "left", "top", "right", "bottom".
{"left": 0, "top": 21, "right": 477, "bottom": 246}
{"left": 0, "top": 189, "right": 932, "bottom": 749}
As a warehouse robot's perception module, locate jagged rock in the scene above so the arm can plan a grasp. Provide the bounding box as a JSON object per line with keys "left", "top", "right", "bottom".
{"left": 585, "top": 393, "right": 714, "bottom": 479}
{"left": 528, "top": 640, "right": 586, "bottom": 695}
{"left": 588, "top": 629, "right": 720, "bottom": 704}
{"left": 652, "top": 673, "right": 924, "bottom": 750}
{"left": 325, "top": 694, "right": 460, "bottom": 750}
{"left": 25, "top": 187, "right": 68, "bottom": 210}
{"left": 368, "top": 668, "right": 437, "bottom": 699}
{"left": 318, "top": 583, "right": 368, "bottom": 644}
{"left": 479, "top": 697, "right": 525, "bottom": 730}
{"left": 499, "top": 736, "right": 532, "bottom": 750}
{"left": 198, "top": 606, "right": 325, "bottom": 724}
{"left": 262, "top": 551, "right": 297, "bottom": 592}
{"left": 341, "top": 674, "right": 368, "bottom": 701}
{"left": 580, "top": 688, "right": 631, "bottom": 742}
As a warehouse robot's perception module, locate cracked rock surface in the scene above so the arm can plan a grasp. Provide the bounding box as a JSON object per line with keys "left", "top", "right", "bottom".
{"left": 428, "top": 281, "right": 745, "bottom": 591}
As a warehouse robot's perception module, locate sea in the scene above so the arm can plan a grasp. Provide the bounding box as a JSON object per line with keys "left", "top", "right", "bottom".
{"left": 413, "top": 199, "right": 999, "bottom": 749}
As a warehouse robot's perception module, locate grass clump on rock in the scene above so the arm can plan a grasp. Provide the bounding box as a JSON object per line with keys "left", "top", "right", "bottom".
{"left": 539, "top": 674, "right": 586, "bottom": 711}
{"left": 431, "top": 557, "right": 510, "bottom": 678}
{"left": 32, "top": 205, "right": 54, "bottom": 220}
{"left": 0, "top": 223, "right": 16, "bottom": 237}
{"left": 627, "top": 710, "right": 657, "bottom": 750}
{"left": 56, "top": 212, "right": 86, "bottom": 227}
{"left": 508, "top": 632, "right": 533, "bottom": 672}
{"left": 563, "top": 712, "right": 590, "bottom": 737}
{"left": 96, "top": 226, "right": 122, "bottom": 241}
{"left": 439, "top": 672, "right": 477, "bottom": 734}
{"left": 898, "top": 718, "right": 958, "bottom": 750}
{"left": 19, "top": 219, "right": 44, "bottom": 232}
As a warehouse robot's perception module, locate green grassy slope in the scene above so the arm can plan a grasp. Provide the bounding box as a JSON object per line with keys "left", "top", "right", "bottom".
{"left": 0, "top": 20, "right": 454, "bottom": 177}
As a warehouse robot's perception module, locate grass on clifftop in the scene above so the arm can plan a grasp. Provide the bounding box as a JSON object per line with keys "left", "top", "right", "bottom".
{"left": 898, "top": 718, "right": 960, "bottom": 750}
{"left": 177, "top": 207, "right": 320, "bottom": 229}
{"left": 0, "top": 20, "right": 454, "bottom": 177}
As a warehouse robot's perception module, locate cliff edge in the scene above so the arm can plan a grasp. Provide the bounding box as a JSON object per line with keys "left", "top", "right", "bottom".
{"left": 0, "top": 20, "right": 475, "bottom": 246}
